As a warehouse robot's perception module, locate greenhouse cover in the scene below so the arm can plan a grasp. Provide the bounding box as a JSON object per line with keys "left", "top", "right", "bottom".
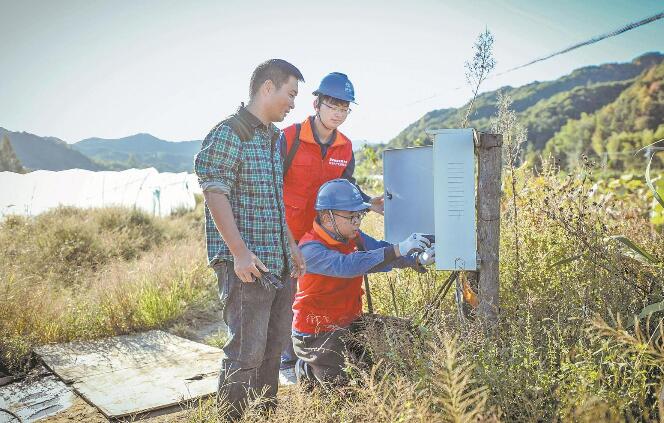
{"left": 0, "top": 168, "right": 201, "bottom": 218}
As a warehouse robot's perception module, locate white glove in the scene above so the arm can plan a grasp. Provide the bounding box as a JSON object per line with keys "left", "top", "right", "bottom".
{"left": 417, "top": 246, "right": 435, "bottom": 266}
{"left": 398, "top": 233, "right": 431, "bottom": 256}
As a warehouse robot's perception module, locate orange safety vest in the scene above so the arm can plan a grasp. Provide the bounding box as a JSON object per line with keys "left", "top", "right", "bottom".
{"left": 292, "top": 221, "right": 364, "bottom": 334}
{"left": 282, "top": 116, "right": 354, "bottom": 241}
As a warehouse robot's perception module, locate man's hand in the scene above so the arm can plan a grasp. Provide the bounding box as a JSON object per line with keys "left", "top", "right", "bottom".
{"left": 286, "top": 227, "right": 306, "bottom": 278}
{"left": 289, "top": 241, "right": 306, "bottom": 278}
{"left": 417, "top": 246, "right": 435, "bottom": 266}
{"left": 397, "top": 233, "right": 432, "bottom": 257}
{"left": 233, "top": 248, "right": 269, "bottom": 283}
{"left": 204, "top": 191, "right": 266, "bottom": 283}
{"left": 369, "top": 195, "right": 384, "bottom": 215}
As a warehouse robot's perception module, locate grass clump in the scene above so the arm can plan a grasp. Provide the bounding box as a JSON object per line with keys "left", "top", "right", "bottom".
{"left": 0, "top": 206, "right": 215, "bottom": 373}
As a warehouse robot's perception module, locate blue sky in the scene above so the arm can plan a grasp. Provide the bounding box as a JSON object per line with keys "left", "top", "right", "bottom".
{"left": 1, "top": 0, "right": 662, "bottom": 143}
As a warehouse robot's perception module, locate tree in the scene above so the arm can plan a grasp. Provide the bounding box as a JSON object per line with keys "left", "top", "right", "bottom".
{"left": 0, "top": 135, "right": 25, "bottom": 173}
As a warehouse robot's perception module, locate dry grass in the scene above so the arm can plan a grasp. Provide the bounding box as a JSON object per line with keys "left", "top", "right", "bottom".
{"left": 2, "top": 167, "right": 664, "bottom": 422}
{"left": 230, "top": 164, "right": 663, "bottom": 422}
{"left": 0, "top": 204, "right": 216, "bottom": 373}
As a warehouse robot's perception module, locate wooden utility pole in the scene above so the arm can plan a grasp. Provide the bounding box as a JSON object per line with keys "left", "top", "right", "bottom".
{"left": 459, "top": 132, "right": 502, "bottom": 325}
{"left": 476, "top": 132, "right": 502, "bottom": 325}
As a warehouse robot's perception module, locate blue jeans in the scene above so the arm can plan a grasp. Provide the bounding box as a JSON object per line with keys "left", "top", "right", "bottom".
{"left": 213, "top": 261, "right": 293, "bottom": 421}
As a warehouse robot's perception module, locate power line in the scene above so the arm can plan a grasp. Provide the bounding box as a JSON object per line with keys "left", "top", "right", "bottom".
{"left": 495, "top": 11, "right": 664, "bottom": 76}
{"left": 405, "top": 10, "right": 664, "bottom": 108}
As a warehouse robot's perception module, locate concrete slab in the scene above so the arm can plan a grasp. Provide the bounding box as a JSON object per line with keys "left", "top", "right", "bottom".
{"left": 0, "top": 375, "right": 74, "bottom": 422}
{"left": 35, "top": 330, "right": 223, "bottom": 419}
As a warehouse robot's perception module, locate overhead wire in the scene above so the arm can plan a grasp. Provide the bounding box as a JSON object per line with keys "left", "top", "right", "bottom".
{"left": 404, "top": 10, "right": 664, "bottom": 108}
{"left": 494, "top": 11, "right": 664, "bottom": 77}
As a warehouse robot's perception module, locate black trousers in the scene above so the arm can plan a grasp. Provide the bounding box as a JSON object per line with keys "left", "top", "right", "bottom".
{"left": 292, "top": 319, "right": 367, "bottom": 386}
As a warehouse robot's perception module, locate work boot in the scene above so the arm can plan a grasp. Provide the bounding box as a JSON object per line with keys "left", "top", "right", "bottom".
{"left": 294, "top": 359, "right": 316, "bottom": 392}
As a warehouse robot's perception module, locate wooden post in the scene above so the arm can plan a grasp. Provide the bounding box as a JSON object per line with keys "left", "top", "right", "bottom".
{"left": 476, "top": 132, "right": 502, "bottom": 325}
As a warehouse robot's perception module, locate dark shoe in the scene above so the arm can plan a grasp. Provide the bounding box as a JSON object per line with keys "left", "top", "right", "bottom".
{"left": 294, "top": 359, "right": 316, "bottom": 392}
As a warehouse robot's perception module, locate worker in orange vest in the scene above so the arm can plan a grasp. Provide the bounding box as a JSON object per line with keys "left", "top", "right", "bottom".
{"left": 292, "top": 179, "right": 435, "bottom": 386}
{"left": 278, "top": 72, "right": 383, "bottom": 375}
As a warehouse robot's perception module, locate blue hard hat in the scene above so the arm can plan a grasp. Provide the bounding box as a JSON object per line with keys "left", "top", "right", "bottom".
{"left": 315, "top": 179, "right": 370, "bottom": 211}
{"left": 313, "top": 72, "right": 356, "bottom": 104}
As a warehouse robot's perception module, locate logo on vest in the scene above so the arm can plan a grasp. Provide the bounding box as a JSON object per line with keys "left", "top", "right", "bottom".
{"left": 328, "top": 158, "right": 348, "bottom": 167}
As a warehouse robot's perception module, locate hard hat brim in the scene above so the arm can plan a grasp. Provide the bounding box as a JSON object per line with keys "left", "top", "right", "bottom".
{"left": 334, "top": 202, "right": 371, "bottom": 212}
{"left": 315, "top": 201, "right": 371, "bottom": 212}
{"left": 350, "top": 202, "right": 371, "bottom": 211}
{"left": 312, "top": 90, "right": 357, "bottom": 104}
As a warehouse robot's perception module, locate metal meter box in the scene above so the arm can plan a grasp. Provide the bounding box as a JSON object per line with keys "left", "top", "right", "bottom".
{"left": 383, "top": 129, "right": 476, "bottom": 271}
{"left": 384, "top": 146, "right": 434, "bottom": 243}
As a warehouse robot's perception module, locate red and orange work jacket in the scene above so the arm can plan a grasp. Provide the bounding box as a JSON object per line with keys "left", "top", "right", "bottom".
{"left": 282, "top": 116, "right": 354, "bottom": 241}
{"left": 292, "top": 221, "right": 364, "bottom": 334}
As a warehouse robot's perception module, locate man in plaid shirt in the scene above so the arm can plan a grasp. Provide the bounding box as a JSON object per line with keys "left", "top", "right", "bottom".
{"left": 194, "top": 59, "right": 306, "bottom": 420}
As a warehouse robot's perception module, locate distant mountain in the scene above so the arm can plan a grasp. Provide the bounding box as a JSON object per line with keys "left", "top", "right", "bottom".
{"left": 388, "top": 52, "right": 664, "bottom": 158}
{"left": 73, "top": 134, "right": 202, "bottom": 173}
{"left": 0, "top": 127, "right": 104, "bottom": 171}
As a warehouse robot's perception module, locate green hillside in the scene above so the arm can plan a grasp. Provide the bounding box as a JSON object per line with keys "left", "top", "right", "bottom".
{"left": 519, "top": 80, "right": 631, "bottom": 150}
{"left": 544, "top": 61, "right": 664, "bottom": 168}
{"left": 387, "top": 52, "right": 664, "bottom": 165}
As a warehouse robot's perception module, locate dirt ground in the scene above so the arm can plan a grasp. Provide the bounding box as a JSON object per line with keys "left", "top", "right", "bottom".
{"left": 41, "top": 396, "right": 192, "bottom": 422}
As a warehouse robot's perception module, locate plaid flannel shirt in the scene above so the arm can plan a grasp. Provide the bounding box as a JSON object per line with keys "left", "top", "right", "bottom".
{"left": 194, "top": 106, "right": 292, "bottom": 276}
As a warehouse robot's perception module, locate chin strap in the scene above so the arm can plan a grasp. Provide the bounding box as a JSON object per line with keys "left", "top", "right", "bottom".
{"left": 326, "top": 210, "right": 348, "bottom": 242}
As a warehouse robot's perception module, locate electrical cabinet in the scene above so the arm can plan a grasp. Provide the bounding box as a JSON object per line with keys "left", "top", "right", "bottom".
{"left": 383, "top": 129, "right": 476, "bottom": 271}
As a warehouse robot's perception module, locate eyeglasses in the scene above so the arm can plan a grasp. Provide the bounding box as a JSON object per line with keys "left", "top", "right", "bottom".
{"left": 321, "top": 102, "right": 352, "bottom": 115}
{"left": 331, "top": 211, "right": 366, "bottom": 225}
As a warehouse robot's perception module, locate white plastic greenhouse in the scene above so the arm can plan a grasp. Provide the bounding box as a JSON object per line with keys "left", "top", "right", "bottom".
{"left": 0, "top": 168, "right": 201, "bottom": 218}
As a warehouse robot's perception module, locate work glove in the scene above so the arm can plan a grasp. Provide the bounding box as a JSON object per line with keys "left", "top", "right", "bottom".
{"left": 416, "top": 246, "right": 435, "bottom": 266}
{"left": 398, "top": 233, "right": 431, "bottom": 256}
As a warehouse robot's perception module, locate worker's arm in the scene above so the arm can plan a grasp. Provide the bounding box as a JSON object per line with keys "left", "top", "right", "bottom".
{"left": 277, "top": 132, "right": 306, "bottom": 277}
{"left": 300, "top": 241, "right": 394, "bottom": 278}
{"left": 300, "top": 230, "right": 431, "bottom": 278}
{"left": 359, "top": 232, "right": 425, "bottom": 273}
{"left": 203, "top": 191, "right": 267, "bottom": 282}
{"left": 195, "top": 124, "right": 267, "bottom": 283}
{"left": 286, "top": 226, "right": 306, "bottom": 277}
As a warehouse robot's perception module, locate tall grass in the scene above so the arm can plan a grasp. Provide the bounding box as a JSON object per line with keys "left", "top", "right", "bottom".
{"left": 186, "top": 163, "right": 663, "bottom": 422}
{"left": 0, "top": 202, "right": 216, "bottom": 373}
{"left": 2, "top": 167, "right": 663, "bottom": 421}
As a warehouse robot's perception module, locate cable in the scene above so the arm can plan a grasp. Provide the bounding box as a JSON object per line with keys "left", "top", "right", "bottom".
{"left": 0, "top": 407, "right": 23, "bottom": 423}
{"left": 421, "top": 271, "right": 459, "bottom": 324}
{"left": 404, "top": 11, "right": 664, "bottom": 108}
{"left": 495, "top": 11, "right": 664, "bottom": 76}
